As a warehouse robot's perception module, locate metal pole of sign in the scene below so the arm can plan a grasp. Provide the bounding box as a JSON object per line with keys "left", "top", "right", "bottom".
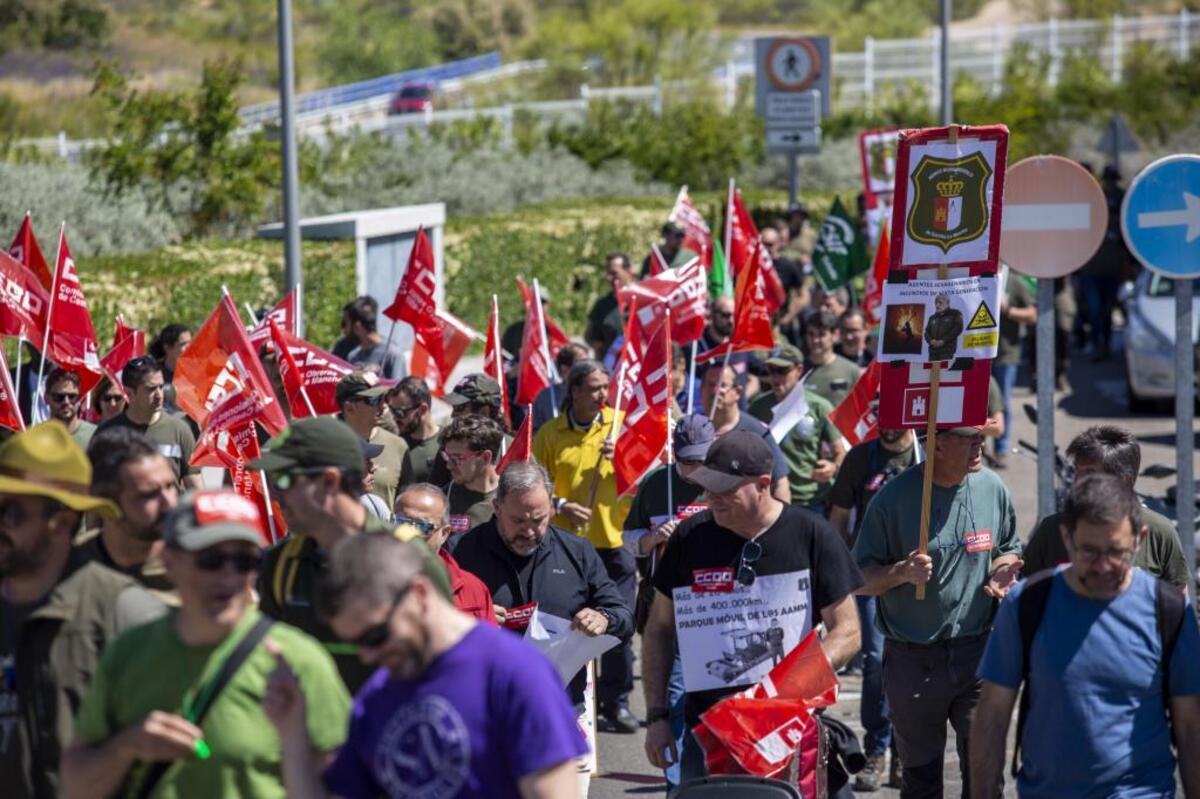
{"left": 1175, "top": 277, "right": 1196, "bottom": 597}
{"left": 940, "top": 0, "right": 953, "bottom": 125}
{"left": 277, "top": 0, "right": 303, "bottom": 294}
{"left": 788, "top": 154, "right": 799, "bottom": 207}
{"left": 1036, "top": 279, "right": 1056, "bottom": 519}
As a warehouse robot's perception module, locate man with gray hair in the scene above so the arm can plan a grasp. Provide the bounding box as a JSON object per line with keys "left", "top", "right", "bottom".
{"left": 263, "top": 533, "right": 588, "bottom": 799}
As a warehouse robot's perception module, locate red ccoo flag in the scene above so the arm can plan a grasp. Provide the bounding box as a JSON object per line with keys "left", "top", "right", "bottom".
{"left": 248, "top": 287, "right": 301, "bottom": 346}
{"left": 174, "top": 293, "right": 288, "bottom": 435}
{"left": 411, "top": 310, "right": 480, "bottom": 396}
{"left": 862, "top": 215, "right": 891, "bottom": 327}
{"left": 496, "top": 405, "right": 533, "bottom": 473}
{"left": 669, "top": 185, "right": 713, "bottom": 268}
{"left": 8, "top": 213, "right": 53, "bottom": 291}
{"left": 828, "top": 360, "right": 881, "bottom": 447}
{"left": 45, "top": 228, "right": 103, "bottom": 393}
{"left": 382, "top": 227, "right": 437, "bottom": 327}
{"left": 268, "top": 319, "right": 354, "bottom": 418}
{"left": 516, "top": 277, "right": 570, "bottom": 357}
{"left": 618, "top": 256, "right": 707, "bottom": 346}
{"left": 0, "top": 251, "right": 48, "bottom": 344}
{"left": 100, "top": 326, "right": 146, "bottom": 382}
{"left": 515, "top": 279, "right": 559, "bottom": 405}
{"left": 612, "top": 311, "right": 672, "bottom": 496}
{"left": 727, "top": 184, "right": 785, "bottom": 313}
{"left": 0, "top": 346, "right": 24, "bottom": 432}
{"left": 483, "top": 295, "right": 511, "bottom": 427}
{"left": 696, "top": 239, "right": 775, "bottom": 363}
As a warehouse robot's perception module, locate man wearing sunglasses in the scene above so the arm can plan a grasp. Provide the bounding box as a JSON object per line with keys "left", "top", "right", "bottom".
{"left": 63, "top": 490, "right": 350, "bottom": 799}
{"left": 262, "top": 533, "right": 588, "bottom": 799}
{"left": 253, "top": 417, "right": 452, "bottom": 693}
{"left": 45, "top": 368, "right": 95, "bottom": 449}
{"left": 335, "top": 372, "right": 408, "bottom": 511}
{"left": 390, "top": 376, "right": 446, "bottom": 487}
{"left": 642, "top": 431, "right": 863, "bottom": 782}
{"left": 0, "top": 422, "right": 165, "bottom": 799}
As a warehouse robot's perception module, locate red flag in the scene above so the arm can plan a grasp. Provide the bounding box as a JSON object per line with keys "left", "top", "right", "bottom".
{"left": 828, "top": 361, "right": 882, "bottom": 447}
{"left": 411, "top": 310, "right": 479, "bottom": 396}
{"left": 728, "top": 186, "right": 785, "bottom": 313}
{"left": 192, "top": 405, "right": 284, "bottom": 545}
{"left": 515, "top": 279, "right": 558, "bottom": 405}
{"left": 111, "top": 315, "right": 138, "bottom": 348}
{"left": 606, "top": 299, "right": 642, "bottom": 409}
{"left": 46, "top": 229, "right": 103, "bottom": 393}
{"left": 0, "top": 346, "right": 24, "bottom": 432}
{"left": 618, "top": 257, "right": 707, "bottom": 346}
{"left": 248, "top": 288, "right": 300, "bottom": 346}
{"left": 268, "top": 320, "right": 354, "bottom": 418}
{"left": 100, "top": 327, "right": 146, "bottom": 381}
{"left": 646, "top": 245, "right": 669, "bottom": 276}
{"left": 7, "top": 213, "right": 52, "bottom": 291}
{"left": 516, "top": 278, "right": 570, "bottom": 357}
{"left": 669, "top": 185, "right": 713, "bottom": 268}
{"left": 174, "top": 294, "right": 288, "bottom": 435}
{"left": 496, "top": 406, "right": 532, "bottom": 473}
{"left": 0, "top": 251, "right": 49, "bottom": 343}
{"left": 613, "top": 312, "right": 672, "bottom": 496}
{"left": 382, "top": 227, "right": 437, "bottom": 327}
{"left": 862, "top": 215, "right": 891, "bottom": 327}
{"left": 695, "top": 240, "right": 775, "bottom": 363}
{"left": 483, "top": 295, "right": 511, "bottom": 427}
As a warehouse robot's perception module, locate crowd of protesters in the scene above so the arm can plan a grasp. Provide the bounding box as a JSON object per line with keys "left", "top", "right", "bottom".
{"left": 0, "top": 169, "right": 1196, "bottom": 799}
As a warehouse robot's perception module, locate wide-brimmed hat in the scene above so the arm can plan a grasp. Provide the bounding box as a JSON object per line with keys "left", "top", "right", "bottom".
{"left": 0, "top": 422, "right": 119, "bottom": 517}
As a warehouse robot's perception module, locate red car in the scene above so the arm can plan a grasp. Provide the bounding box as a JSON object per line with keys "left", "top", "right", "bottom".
{"left": 388, "top": 83, "right": 435, "bottom": 115}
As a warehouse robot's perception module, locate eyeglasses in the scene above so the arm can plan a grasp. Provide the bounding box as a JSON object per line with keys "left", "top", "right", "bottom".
{"left": 350, "top": 395, "right": 383, "bottom": 407}
{"left": 1072, "top": 543, "right": 1136, "bottom": 564}
{"left": 394, "top": 514, "right": 437, "bottom": 537}
{"left": 268, "top": 468, "right": 329, "bottom": 492}
{"left": 737, "top": 540, "right": 762, "bottom": 587}
{"left": 390, "top": 404, "right": 417, "bottom": 416}
{"left": 192, "top": 549, "right": 263, "bottom": 574}
{"left": 351, "top": 588, "right": 410, "bottom": 649}
{"left": 441, "top": 450, "right": 481, "bottom": 465}
{"left": 50, "top": 392, "right": 80, "bottom": 403}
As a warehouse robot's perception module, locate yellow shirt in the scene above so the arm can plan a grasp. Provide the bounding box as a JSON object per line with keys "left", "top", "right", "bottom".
{"left": 533, "top": 406, "right": 632, "bottom": 550}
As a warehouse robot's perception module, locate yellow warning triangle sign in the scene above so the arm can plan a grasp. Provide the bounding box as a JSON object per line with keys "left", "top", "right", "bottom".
{"left": 967, "top": 300, "right": 997, "bottom": 330}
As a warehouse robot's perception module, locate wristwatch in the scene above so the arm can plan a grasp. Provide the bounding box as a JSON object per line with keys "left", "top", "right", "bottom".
{"left": 646, "top": 706, "right": 671, "bottom": 724}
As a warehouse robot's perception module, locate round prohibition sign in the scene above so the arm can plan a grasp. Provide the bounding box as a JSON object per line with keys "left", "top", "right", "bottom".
{"left": 765, "top": 39, "right": 821, "bottom": 92}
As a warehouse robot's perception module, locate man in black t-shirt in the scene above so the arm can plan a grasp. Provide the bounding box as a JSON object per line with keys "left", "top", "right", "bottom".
{"left": 642, "top": 431, "right": 863, "bottom": 782}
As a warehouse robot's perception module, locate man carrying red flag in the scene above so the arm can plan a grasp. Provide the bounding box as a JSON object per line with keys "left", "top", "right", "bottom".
{"left": 640, "top": 222, "right": 699, "bottom": 279}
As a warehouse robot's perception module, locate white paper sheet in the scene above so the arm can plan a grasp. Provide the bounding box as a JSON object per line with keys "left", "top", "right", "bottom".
{"left": 524, "top": 609, "right": 620, "bottom": 684}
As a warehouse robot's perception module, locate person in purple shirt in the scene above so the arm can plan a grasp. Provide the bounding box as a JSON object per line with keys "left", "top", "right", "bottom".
{"left": 263, "top": 533, "right": 588, "bottom": 799}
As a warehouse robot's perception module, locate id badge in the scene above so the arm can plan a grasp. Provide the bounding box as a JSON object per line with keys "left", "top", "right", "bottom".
{"left": 964, "top": 529, "right": 993, "bottom": 553}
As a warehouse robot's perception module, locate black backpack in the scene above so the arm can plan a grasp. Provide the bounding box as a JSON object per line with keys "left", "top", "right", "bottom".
{"left": 1011, "top": 570, "right": 1188, "bottom": 777}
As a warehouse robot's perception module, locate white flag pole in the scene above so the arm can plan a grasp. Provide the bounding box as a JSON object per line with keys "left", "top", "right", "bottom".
{"left": 532, "top": 278, "right": 558, "bottom": 416}
{"left": 34, "top": 223, "right": 65, "bottom": 420}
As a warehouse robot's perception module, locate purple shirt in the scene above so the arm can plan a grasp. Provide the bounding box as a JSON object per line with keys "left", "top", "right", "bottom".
{"left": 323, "top": 623, "right": 589, "bottom": 799}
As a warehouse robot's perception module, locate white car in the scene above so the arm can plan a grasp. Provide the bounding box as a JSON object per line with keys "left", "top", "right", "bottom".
{"left": 1122, "top": 271, "right": 1200, "bottom": 411}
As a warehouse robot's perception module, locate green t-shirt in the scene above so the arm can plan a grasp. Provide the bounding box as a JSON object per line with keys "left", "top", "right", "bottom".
{"left": 74, "top": 608, "right": 349, "bottom": 799}
{"left": 624, "top": 465, "right": 708, "bottom": 533}
{"left": 747, "top": 389, "right": 839, "bottom": 505}
{"left": 852, "top": 465, "right": 1021, "bottom": 644}
{"left": 71, "top": 420, "right": 96, "bottom": 451}
{"left": 802, "top": 355, "right": 861, "bottom": 407}
{"left": 97, "top": 411, "right": 196, "bottom": 478}
{"left": 1022, "top": 507, "right": 1189, "bottom": 588}
{"left": 998, "top": 275, "right": 1035, "bottom": 365}
{"left": 828, "top": 438, "right": 917, "bottom": 537}
{"left": 368, "top": 427, "right": 408, "bottom": 510}
{"left": 445, "top": 482, "right": 496, "bottom": 534}
{"left": 400, "top": 429, "right": 442, "bottom": 488}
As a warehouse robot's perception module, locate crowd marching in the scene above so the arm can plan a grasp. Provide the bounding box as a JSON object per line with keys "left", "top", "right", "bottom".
{"left": 0, "top": 154, "right": 1196, "bottom": 799}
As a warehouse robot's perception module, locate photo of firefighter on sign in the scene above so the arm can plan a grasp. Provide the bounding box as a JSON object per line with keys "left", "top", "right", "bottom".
{"left": 673, "top": 569, "right": 813, "bottom": 693}
{"left": 877, "top": 274, "right": 1000, "bottom": 363}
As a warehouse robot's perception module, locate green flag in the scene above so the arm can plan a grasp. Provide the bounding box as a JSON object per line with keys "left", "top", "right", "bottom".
{"left": 812, "top": 196, "right": 869, "bottom": 290}
{"left": 709, "top": 239, "right": 732, "bottom": 299}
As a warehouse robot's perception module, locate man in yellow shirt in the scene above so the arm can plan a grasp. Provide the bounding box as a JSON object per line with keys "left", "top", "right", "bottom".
{"left": 533, "top": 359, "right": 638, "bottom": 733}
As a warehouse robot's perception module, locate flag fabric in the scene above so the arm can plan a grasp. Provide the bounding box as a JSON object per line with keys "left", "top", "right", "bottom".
{"left": 767, "top": 378, "right": 812, "bottom": 445}
{"left": 7, "top": 213, "right": 52, "bottom": 291}
{"left": 193, "top": 409, "right": 284, "bottom": 545}
{"left": 411, "top": 310, "right": 480, "bottom": 396}
{"left": 516, "top": 278, "right": 570, "bottom": 357}
{"left": 728, "top": 186, "right": 785, "bottom": 313}
{"left": 828, "top": 361, "right": 881, "bottom": 446}
{"left": 708, "top": 239, "right": 731, "bottom": 299}
{"left": 862, "top": 215, "right": 891, "bottom": 327}
{"left": 606, "top": 299, "right": 643, "bottom": 409}
{"left": 268, "top": 320, "right": 354, "bottom": 418}
{"left": 483, "top": 295, "right": 511, "bottom": 427}
{"left": 812, "top": 196, "right": 870, "bottom": 290}
{"left": 0, "top": 251, "right": 48, "bottom": 343}
{"left": 669, "top": 185, "right": 713, "bottom": 268}
{"left": 618, "top": 257, "right": 707, "bottom": 346}
{"left": 174, "top": 294, "right": 288, "bottom": 435}
{"left": 382, "top": 227, "right": 437, "bottom": 327}
{"left": 0, "top": 345, "right": 23, "bottom": 432}
{"left": 248, "top": 288, "right": 300, "bottom": 346}
{"left": 695, "top": 239, "right": 775, "bottom": 363}
{"left": 646, "top": 245, "right": 669, "bottom": 277}
{"left": 45, "top": 229, "right": 103, "bottom": 393}
{"left": 515, "top": 280, "right": 558, "bottom": 405}
{"left": 612, "top": 313, "right": 672, "bottom": 496}
{"left": 496, "top": 406, "right": 532, "bottom": 473}
{"left": 99, "top": 326, "right": 146, "bottom": 382}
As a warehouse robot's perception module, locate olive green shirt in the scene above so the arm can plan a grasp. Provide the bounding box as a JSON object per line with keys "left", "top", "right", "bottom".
{"left": 369, "top": 427, "right": 408, "bottom": 510}
{"left": 400, "top": 429, "right": 442, "bottom": 488}
{"left": 748, "top": 389, "right": 839, "bottom": 505}
{"left": 96, "top": 410, "right": 196, "bottom": 479}
{"left": 802, "top": 355, "right": 861, "bottom": 407}
{"left": 445, "top": 482, "right": 496, "bottom": 534}
{"left": 69, "top": 420, "right": 96, "bottom": 451}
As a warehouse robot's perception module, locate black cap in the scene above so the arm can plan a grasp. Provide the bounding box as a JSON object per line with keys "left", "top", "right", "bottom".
{"left": 444, "top": 373, "right": 502, "bottom": 407}
{"left": 689, "top": 431, "right": 775, "bottom": 493}
{"left": 662, "top": 221, "right": 685, "bottom": 237}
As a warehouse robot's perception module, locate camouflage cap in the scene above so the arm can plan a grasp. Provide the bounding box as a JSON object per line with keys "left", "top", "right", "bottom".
{"left": 335, "top": 371, "right": 391, "bottom": 406}
{"left": 443, "top": 373, "right": 502, "bottom": 407}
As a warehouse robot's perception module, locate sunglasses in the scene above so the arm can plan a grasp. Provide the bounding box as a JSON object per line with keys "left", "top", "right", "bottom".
{"left": 351, "top": 588, "right": 410, "bottom": 649}
{"left": 268, "top": 468, "right": 329, "bottom": 492}
{"left": 350, "top": 395, "right": 383, "bottom": 407}
{"left": 50, "top": 391, "right": 80, "bottom": 403}
{"left": 393, "top": 514, "right": 437, "bottom": 537}
{"left": 390, "top": 404, "right": 417, "bottom": 415}
{"left": 192, "top": 549, "right": 262, "bottom": 574}
{"left": 737, "top": 540, "right": 762, "bottom": 587}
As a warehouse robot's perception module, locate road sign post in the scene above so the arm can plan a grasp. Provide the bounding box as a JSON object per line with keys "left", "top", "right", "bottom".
{"left": 756, "top": 36, "right": 829, "bottom": 179}
{"left": 1120, "top": 153, "right": 1200, "bottom": 597}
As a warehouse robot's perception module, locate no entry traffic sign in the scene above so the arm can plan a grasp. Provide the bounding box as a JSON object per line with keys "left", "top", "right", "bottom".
{"left": 1120, "top": 154, "right": 1200, "bottom": 278}
{"left": 1000, "top": 155, "right": 1108, "bottom": 278}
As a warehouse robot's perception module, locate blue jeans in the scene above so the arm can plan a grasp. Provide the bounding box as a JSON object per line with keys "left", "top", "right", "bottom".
{"left": 665, "top": 654, "right": 686, "bottom": 790}
{"left": 992, "top": 361, "right": 1018, "bottom": 458}
{"left": 1080, "top": 273, "right": 1120, "bottom": 355}
{"left": 857, "top": 595, "right": 892, "bottom": 756}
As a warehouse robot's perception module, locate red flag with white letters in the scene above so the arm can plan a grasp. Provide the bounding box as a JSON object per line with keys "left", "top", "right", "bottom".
{"left": 411, "top": 310, "right": 480, "bottom": 396}
{"left": 669, "top": 185, "right": 713, "bottom": 268}
{"left": 618, "top": 257, "right": 707, "bottom": 346}
{"left": 728, "top": 186, "right": 785, "bottom": 313}
{"left": 268, "top": 319, "right": 354, "bottom": 418}
{"left": 382, "top": 227, "right": 437, "bottom": 327}
{"left": 46, "top": 229, "right": 103, "bottom": 393}
{"left": 828, "top": 360, "right": 881, "bottom": 446}
{"left": 516, "top": 277, "right": 570, "bottom": 357}
{"left": 248, "top": 288, "right": 300, "bottom": 346}
{"left": 7, "top": 213, "right": 52, "bottom": 291}
{"left": 695, "top": 240, "right": 775, "bottom": 363}
{"left": 515, "top": 279, "right": 560, "bottom": 405}
{"left": 0, "top": 346, "right": 24, "bottom": 432}
{"left": 0, "top": 251, "right": 48, "bottom": 344}
{"left": 613, "top": 312, "right": 672, "bottom": 496}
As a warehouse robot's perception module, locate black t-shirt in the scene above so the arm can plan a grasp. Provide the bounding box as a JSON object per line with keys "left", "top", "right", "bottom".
{"left": 828, "top": 439, "right": 917, "bottom": 537}
{"left": 653, "top": 503, "right": 864, "bottom": 724}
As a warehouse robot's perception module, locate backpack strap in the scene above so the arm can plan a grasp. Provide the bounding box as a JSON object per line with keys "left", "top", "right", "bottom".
{"left": 1012, "top": 569, "right": 1056, "bottom": 778}
{"left": 271, "top": 535, "right": 307, "bottom": 608}
{"left": 1155, "top": 577, "right": 1187, "bottom": 743}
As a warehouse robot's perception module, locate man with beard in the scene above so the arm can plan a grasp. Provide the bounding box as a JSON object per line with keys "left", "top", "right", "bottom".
{"left": 700, "top": 296, "right": 762, "bottom": 399}
{"left": 77, "top": 428, "right": 180, "bottom": 598}
{"left": 335, "top": 372, "right": 408, "bottom": 511}
{"left": 389, "top": 376, "right": 446, "bottom": 488}
{"left": 0, "top": 423, "right": 164, "bottom": 799}
{"left": 45, "top": 368, "right": 95, "bottom": 449}
{"left": 261, "top": 532, "right": 588, "bottom": 799}
{"left": 925, "top": 293, "right": 964, "bottom": 362}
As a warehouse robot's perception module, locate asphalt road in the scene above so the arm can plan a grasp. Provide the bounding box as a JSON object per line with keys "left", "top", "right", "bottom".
{"left": 587, "top": 342, "right": 1198, "bottom": 798}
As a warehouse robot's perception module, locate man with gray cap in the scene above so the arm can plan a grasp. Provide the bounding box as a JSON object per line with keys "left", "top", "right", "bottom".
{"left": 444, "top": 373, "right": 510, "bottom": 431}
{"left": 62, "top": 489, "right": 350, "bottom": 799}
{"left": 252, "top": 416, "right": 450, "bottom": 692}
{"left": 642, "top": 431, "right": 863, "bottom": 781}
{"left": 852, "top": 425, "right": 1022, "bottom": 798}
{"left": 335, "top": 371, "right": 408, "bottom": 510}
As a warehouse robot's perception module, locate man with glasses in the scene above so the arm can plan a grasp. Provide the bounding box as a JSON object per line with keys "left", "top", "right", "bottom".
{"left": 852, "top": 426, "right": 1022, "bottom": 798}
{"left": 836, "top": 307, "right": 874, "bottom": 367}
{"left": 0, "top": 422, "right": 164, "bottom": 799}
{"left": 390, "top": 376, "right": 445, "bottom": 488}
{"left": 642, "top": 431, "right": 863, "bottom": 782}
{"left": 971, "top": 474, "right": 1200, "bottom": 799}
{"left": 394, "top": 483, "right": 495, "bottom": 623}
{"left": 253, "top": 416, "right": 452, "bottom": 692}
{"left": 1021, "top": 425, "right": 1187, "bottom": 588}
{"left": 62, "top": 490, "right": 350, "bottom": 799}
{"left": 45, "top": 367, "right": 94, "bottom": 449}
{"left": 97, "top": 355, "right": 200, "bottom": 487}
{"left": 335, "top": 372, "right": 408, "bottom": 510}
{"left": 439, "top": 414, "right": 501, "bottom": 535}
{"left": 801, "top": 310, "right": 861, "bottom": 406}
{"left": 701, "top": 363, "right": 790, "bottom": 503}
{"left": 261, "top": 532, "right": 588, "bottom": 799}
{"left": 700, "top": 296, "right": 763, "bottom": 400}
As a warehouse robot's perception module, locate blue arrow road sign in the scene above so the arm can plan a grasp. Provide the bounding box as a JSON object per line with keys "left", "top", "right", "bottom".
{"left": 1121, "top": 154, "right": 1200, "bottom": 278}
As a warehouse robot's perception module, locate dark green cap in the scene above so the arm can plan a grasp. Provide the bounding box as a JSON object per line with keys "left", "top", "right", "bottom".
{"left": 335, "top": 371, "right": 392, "bottom": 406}
{"left": 765, "top": 342, "right": 804, "bottom": 368}
{"left": 249, "top": 417, "right": 367, "bottom": 473}
{"left": 444, "top": 373, "right": 502, "bottom": 407}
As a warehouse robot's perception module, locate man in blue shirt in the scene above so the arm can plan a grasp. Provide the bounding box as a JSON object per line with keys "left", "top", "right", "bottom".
{"left": 970, "top": 473, "right": 1200, "bottom": 798}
